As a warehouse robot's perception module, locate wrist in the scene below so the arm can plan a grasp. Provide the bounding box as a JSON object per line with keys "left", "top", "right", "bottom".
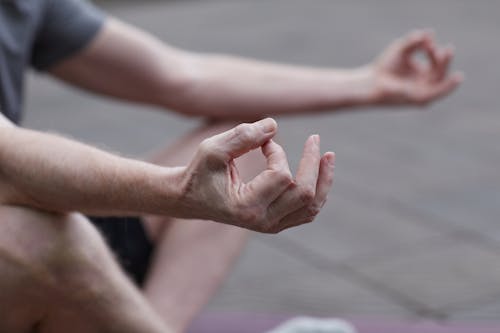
{"left": 322, "top": 65, "right": 383, "bottom": 109}
{"left": 351, "top": 65, "right": 385, "bottom": 106}
{"left": 149, "top": 165, "right": 186, "bottom": 216}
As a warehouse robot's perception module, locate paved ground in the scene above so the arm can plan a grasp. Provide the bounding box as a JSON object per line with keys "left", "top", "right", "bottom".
{"left": 23, "top": 0, "right": 500, "bottom": 327}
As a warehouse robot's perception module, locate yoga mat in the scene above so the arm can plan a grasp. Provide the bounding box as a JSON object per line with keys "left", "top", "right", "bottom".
{"left": 188, "top": 313, "right": 500, "bottom": 333}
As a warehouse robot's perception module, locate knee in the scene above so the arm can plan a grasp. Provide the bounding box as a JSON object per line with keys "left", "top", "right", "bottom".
{"left": 0, "top": 206, "right": 112, "bottom": 329}
{"left": 0, "top": 206, "right": 108, "bottom": 298}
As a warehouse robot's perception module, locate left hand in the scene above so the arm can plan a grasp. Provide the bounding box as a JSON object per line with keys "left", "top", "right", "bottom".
{"left": 175, "top": 118, "right": 335, "bottom": 234}
{"left": 372, "top": 30, "right": 463, "bottom": 106}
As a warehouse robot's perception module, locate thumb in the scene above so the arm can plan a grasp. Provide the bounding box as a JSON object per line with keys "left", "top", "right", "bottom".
{"left": 206, "top": 118, "right": 278, "bottom": 163}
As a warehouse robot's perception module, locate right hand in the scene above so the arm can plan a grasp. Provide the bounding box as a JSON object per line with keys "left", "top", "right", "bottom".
{"left": 175, "top": 118, "right": 335, "bottom": 234}
{"left": 372, "top": 30, "right": 463, "bottom": 106}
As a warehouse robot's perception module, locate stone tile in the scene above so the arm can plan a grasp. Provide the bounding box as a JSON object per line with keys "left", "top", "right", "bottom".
{"left": 409, "top": 181, "right": 500, "bottom": 238}
{"left": 452, "top": 299, "right": 500, "bottom": 321}
{"left": 207, "top": 239, "right": 413, "bottom": 318}
{"left": 355, "top": 242, "right": 500, "bottom": 310}
{"left": 275, "top": 112, "right": 500, "bottom": 241}
{"left": 279, "top": 186, "right": 444, "bottom": 264}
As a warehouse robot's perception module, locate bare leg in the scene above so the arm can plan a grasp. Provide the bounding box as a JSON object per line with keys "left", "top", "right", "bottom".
{"left": 0, "top": 205, "right": 170, "bottom": 333}
{"left": 142, "top": 121, "right": 266, "bottom": 333}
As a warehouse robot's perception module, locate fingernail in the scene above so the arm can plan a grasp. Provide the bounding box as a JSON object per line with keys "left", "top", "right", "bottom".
{"left": 258, "top": 118, "right": 277, "bottom": 133}
{"left": 312, "top": 134, "right": 320, "bottom": 145}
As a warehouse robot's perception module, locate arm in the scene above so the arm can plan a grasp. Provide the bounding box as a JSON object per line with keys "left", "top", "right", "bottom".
{"left": 0, "top": 113, "right": 182, "bottom": 216}
{"left": 50, "top": 20, "right": 462, "bottom": 119}
{"left": 0, "top": 115, "right": 334, "bottom": 233}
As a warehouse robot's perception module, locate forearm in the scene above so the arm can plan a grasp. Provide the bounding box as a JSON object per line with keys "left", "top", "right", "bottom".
{"left": 175, "top": 54, "right": 380, "bottom": 118}
{"left": 52, "top": 19, "right": 380, "bottom": 120}
{"left": 0, "top": 127, "right": 183, "bottom": 216}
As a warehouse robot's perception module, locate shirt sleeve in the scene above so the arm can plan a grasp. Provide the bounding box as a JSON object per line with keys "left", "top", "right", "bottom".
{"left": 31, "top": 0, "right": 106, "bottom": 71}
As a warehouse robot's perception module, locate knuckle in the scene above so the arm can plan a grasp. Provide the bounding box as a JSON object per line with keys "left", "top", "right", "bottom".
{"left": 198, "top": 138, "right": 223, "bottom": 163}
{"left": 236, "top": 207, "right": 261, "bottom": 226}
{"left": 234, "top": 123, "right": 253, "bottom": 142}
{"left": 198, "top": 138, "right": 213, "bottom": 157}
{"left": 306, "top": 205, "right": 321, "bottom": 219}
{"left": 273, "top": 170, "right": 293, "bottom": 187}
{"left": 298, "top": 187, "right": 315, "bottom": 205}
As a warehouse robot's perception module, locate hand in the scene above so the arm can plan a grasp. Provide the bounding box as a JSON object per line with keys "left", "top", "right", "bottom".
{"left": 373, "top": 30, "right": 463, "bottom": 106}
{"left": 176, "top": 118, "right": 335, "bottom": 233}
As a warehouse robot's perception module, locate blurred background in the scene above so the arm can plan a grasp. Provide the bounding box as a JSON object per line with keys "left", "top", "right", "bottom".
{"left": 24, "top": 0, "right": 500, "bottom": 331}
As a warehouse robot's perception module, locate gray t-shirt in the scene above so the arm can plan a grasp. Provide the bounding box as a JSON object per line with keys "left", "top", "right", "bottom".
{"left": 0, "top": 0, "right": 105, "bottom": 124}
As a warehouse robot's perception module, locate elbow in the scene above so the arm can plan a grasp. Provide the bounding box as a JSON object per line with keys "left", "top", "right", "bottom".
{"left": 155, "top": 52, "right": 211, "bottom": 117}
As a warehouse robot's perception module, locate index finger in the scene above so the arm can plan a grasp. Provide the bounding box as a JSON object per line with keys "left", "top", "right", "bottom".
{"left": 205, "top": 118, "right": 278, "bottom": 164}
{"left": 400, "top": 30, "right": 434, "bottom": 57}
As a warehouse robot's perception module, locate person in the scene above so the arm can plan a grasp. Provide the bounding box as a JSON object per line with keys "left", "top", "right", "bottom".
{"left": 0, "top": 0, "right": 462, "bottom": 332}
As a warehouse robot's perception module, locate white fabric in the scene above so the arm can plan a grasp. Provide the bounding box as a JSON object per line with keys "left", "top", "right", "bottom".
{"left": 266, "top": 317, "right": 357, "bottom": 333}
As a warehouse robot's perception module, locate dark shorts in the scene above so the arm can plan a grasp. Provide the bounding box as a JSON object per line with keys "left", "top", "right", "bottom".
{"left": 89, "top": 216, "right": 154, "bottom": 285}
